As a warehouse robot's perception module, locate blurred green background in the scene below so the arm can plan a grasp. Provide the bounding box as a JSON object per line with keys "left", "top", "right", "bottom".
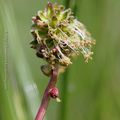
{"left": 0, "top": 0, "right": 120, "bottom": 120}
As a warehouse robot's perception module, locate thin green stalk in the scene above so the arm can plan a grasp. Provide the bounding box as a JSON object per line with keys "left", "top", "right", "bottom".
{"left": 59, "top": 69, "right": 69, "bottom": 120}
{"left": 59, "top": 1, "right": 77, "bottom": 120}
{"left": 59, "top": 0, "right": 70, "bottom": 119}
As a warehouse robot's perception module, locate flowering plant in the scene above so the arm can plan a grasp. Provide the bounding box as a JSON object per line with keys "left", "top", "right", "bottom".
{"left": 30, "top": 2, "right": 95, "bottom": 120}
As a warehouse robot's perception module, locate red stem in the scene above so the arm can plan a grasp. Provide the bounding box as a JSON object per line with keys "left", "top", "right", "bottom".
{"left": 35, "top": 67, "right": 58, "bottom": 120}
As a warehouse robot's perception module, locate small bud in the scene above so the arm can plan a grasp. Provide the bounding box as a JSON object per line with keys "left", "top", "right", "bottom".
{"left": 41, "top": 65, "right": 52, "bottom": 76}
{"left": 49, "top": 87, "right": 59, "bottom": 99}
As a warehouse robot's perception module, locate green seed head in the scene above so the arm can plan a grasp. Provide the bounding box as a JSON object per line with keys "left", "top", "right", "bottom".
{"left": 30, "top": 2, "right": 95, "bottom": 68}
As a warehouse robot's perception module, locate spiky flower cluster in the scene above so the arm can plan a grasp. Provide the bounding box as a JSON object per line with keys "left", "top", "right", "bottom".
{"left": 30, "top": 2, "right": 95, "bottom": 68}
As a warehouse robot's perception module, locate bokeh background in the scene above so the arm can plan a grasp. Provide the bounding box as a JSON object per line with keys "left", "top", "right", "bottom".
{"left": 0, "top": 0, "right": 120, "bottom": 120}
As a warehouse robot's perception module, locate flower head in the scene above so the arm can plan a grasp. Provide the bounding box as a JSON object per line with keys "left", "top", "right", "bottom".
{"left": 30, "top": 2, "right": 95, "bottom": 68}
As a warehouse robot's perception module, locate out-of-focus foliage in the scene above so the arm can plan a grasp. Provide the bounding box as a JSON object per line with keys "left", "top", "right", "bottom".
{"left": 0, "top": 0, "right": 120, "bottom": 120}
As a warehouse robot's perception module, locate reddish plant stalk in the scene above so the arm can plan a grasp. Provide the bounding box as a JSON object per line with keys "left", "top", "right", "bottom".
{"left": 35, "top": 67, "right": 58, "bottom": 120}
